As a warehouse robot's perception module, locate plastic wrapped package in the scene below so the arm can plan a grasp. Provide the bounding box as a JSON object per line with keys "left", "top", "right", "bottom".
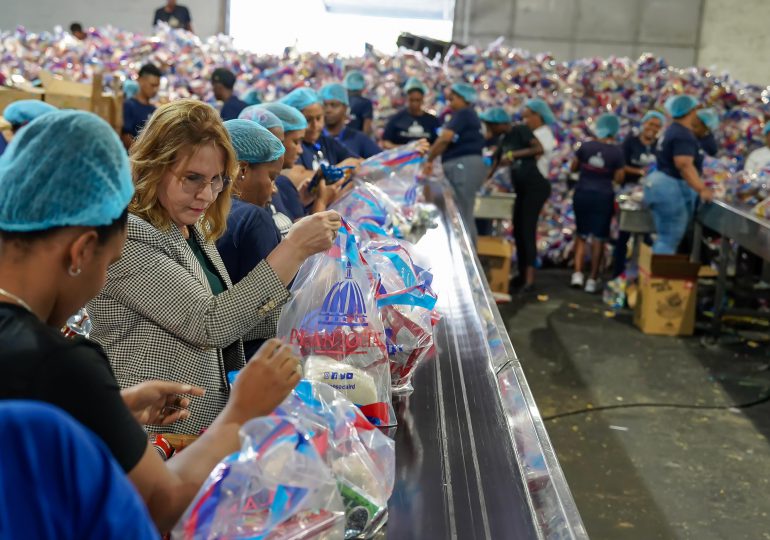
{"left": 172, "top": 416, "right": 345, "bottom": 540}
{"left": 330, "top": 182, "right": 410, "bottom": 241}
{"left": 357, "top": 142, "right": 425, "bottom": 183}
{"left": 276, "top": 222, "right": 395, "bottom": 427}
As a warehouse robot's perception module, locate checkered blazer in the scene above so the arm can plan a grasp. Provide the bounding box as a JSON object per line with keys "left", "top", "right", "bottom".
{"left": 87, "top": 214, "right": 290, "bottom": 435}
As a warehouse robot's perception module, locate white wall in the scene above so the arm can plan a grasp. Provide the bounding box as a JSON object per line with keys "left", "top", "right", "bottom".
{"left": 698, "top": 0, "right": 770, "bottom": 85}
{"left": 0, "top": 0, "right": 224, "bottom": 38}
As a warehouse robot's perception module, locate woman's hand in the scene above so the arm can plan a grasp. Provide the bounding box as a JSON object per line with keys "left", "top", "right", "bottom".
{"left": 121, "top": 381, "right": 206, "bottom": 426}
{"left": 285, "top": 211, "right": 342, "bottom": 258}
{"left": 699, "top": 186, "right": 714, "bottom": 203}
{"left": 421, "top": 160, "right": 434, "bottom": 177}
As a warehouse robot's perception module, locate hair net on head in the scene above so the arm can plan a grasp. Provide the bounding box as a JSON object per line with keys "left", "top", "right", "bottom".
{"left": 238, "top": 105, "right": 283, "bottom": 131}
{"left": 279, "top": 88, "right": 322, "bottom": 112}
{"left": 319, "top": 83, "right": 349, "bottom": 106}
{"left": 242, "top": 89, "right": 262, "bottom": 106}
{"left": 664, "top": 95, "right": 699, "bottom": 119}
{"left": 123, "top": 80, "right": 139, "bottom": 100}
{"left": 524, "top": 98, "right": 556, "bottom": 126}
{"left": 641, "top": 111, "right": 665, "bottom": 126}
{"left": 479, "top": 107, "right": 511, "bottom": 124}
{"left": 594, "top": 113, "right": 621, "bottom": 139}
{"left": 0, "top": 110, "right": 133, "bottom": 232}
{"left": 763, "top": 124, "right": 770, "bottom": 136}
{"left": 404, "top": 77, "right": 427, "bottom": 94}
{"left": 224, "top": 119, "right": 285, "bottom": 164}
{"left": 2, "top": 100, "right": 58, "bottom": 128}
{"left": 696, "top": 108, "right": 720, "bottom": 132}
{"left": 257, "top": 103, "right": 308, "bottom": 132}
{"left": 450, "top": 82, "right": 477, "bottom": 104}
{"left": 343, "top": 70, "right": 365, "bottom": 92}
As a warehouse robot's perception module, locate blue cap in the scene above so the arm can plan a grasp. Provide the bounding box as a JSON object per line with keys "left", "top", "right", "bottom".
{"left": 224, "top": 119, "right": 285, "bottom": 164}
{"left": 0, "top": 110, "right": 133, "bottom": 231}
{"left": 319, "top": 83, "right": 349, "bottom": 106}
{"left": 594, "top": 113, "right": 620, "bottom": 139}
{"left": 450, "top": 82, "right": 477, "bottom": 104}
{"left": 343, "top": 70, "right": 366, "bottom": 92}
{"left": 123, "top": 80, "right": 139, "bottom": 100}
{"left": 242, "top": 89, "right": 262, "bottom": 106}
{"left": 256, "top": 103, "right": 308, "bottom": 132}
{"left": 696, "top": 108, "right": 719, "bottom": 132}
{"left": 238, "top": 105, "right": 283, "bottom": 131}
{"left": 279, "top": 87, "right": 322, "bottom": 111}
{"left": 404, "top": 77, "right": 427, "bottom": 94}
{"left": 524, "top": 98, "right": 555, "bottom": 126}
{"left": 763, "top": 124, "right": 770, "bottom": 136}
{"left": 641, "top": 110, "right": 665, "bottom": 126}
{"left": 664, "top": 95, "right": 699, "bottom": 119}
{"left": 3, "top": 100, "right": 58, "bottom": 128}
{"left": 479, "top": 107, "right": 511, "bottom": 124}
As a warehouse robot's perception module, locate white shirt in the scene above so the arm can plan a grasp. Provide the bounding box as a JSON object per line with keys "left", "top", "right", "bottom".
{"left": 533, "top": 125, "right": 556, "bottom": 178}
{"left": 744, "top": 146, "right": 770, "bottom": 175}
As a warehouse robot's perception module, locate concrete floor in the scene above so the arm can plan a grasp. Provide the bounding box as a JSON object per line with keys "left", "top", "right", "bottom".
{"left": 500, "top": 270, "right": 770, "bottom": 540}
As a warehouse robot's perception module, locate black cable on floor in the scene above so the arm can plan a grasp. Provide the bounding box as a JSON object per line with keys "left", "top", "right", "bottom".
{"left": 542, "top": 392, "right": 770, "bottom": 421}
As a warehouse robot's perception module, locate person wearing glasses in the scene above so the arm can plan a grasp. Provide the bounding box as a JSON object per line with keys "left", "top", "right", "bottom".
{"left": 87, "top": 100, "right": 340, "bottom": 436}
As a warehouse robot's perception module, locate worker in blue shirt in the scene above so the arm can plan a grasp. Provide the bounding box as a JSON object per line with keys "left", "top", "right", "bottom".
{"left": 383, "top": 77, "right": 441, "bottom": 148}
{"left": 153, "top": 0, "right": 193, "bottom": 31}
{"left": 344, "top": 70, "right": 374, "bottom": 137}
{"left": 121, "top": 63, "right": 161, "bottom": 149}
{"left": 212, "top": 68, "right": 247, "bottom": 121}
{"left": 694, "top": 108, "right": 720, "bottom": 169}
{"left": 320, "top": 83, "right": 381, "bottom": 159}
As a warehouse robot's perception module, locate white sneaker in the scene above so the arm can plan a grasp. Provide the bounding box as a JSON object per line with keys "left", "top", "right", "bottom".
{"left": 585, "top": 278, "right": 600, "bottom": 294}
{"left": 571, "top": 272, "right": 585, "bottom": 288}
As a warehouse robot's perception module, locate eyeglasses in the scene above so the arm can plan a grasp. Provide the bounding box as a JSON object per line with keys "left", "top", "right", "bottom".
{"left": 178, "top": 173, "right": 231, "bottom": 195}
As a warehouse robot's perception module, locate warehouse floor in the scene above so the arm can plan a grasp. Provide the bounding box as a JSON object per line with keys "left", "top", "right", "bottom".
{"left": 500, "top": 270, "right": 770, "bottom": 540}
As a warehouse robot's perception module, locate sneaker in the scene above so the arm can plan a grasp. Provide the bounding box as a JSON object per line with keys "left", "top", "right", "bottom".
{"left": 571, "top": 272, "right": 585, "bottom": 288}
{"left": 585, "top": 278, "right": 600, "bottom": 294}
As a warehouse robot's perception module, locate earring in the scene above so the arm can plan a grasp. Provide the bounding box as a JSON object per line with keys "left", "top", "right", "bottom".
{"left": 68, "top": 266, "right": 82, "bottom": 277}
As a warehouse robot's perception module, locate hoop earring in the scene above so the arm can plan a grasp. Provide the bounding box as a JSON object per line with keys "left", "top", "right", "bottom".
{"left": 68, "top": 266, "right": 82, "bottom": 277}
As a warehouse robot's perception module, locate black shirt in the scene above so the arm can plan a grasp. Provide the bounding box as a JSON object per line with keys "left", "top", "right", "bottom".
{"left": 153, "top": 5, "right": 192, "bottom": 29}
{"left": 497, "top": 124, "right": 540, "bottom": 180}
{"left": 0, "top": 304, "right": 148, "bottom": 472}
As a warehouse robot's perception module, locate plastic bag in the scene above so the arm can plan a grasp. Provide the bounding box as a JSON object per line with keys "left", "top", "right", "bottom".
{"left": 330, "top": 182, "right": 410, "bottom": 241}
{"left": 171, "top": 416, "right": 345, "bottom": 540}
{"left": 275, "top": 380, "right": 395, "bottom": 539}
{"left": 277, "top": 221, "right": 395, "bottom": 427}
{"left": 356, "top": 142, "right": 424, "bottom": 182}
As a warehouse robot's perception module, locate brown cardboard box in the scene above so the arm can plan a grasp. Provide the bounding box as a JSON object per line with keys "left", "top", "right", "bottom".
{"left": 634, "top": 243, "right": 701, "bottom": 336}
{"left": 0, "top": 86, "right": 45, "bottom": 115}
{"left": 477, "top": 236, "right": 512, "bottom": 294}
{"left": 39, "top": 71, "right": 123, "bottom": 133}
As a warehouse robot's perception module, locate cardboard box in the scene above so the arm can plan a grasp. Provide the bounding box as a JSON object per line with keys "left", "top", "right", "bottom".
{"left": 0, "top": 86, "right": 45, "bottom": 116}
{"left": 634, "top": 243, "right": 701, "bottom": 336}
{"left": 477, "top": 236, "right": 513, "bottom": 294}
{"left": 39, "top": 71, "right": 123, "bottom": 133}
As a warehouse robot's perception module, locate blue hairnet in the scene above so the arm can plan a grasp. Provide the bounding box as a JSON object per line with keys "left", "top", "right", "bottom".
{"left": 696, "top": 108, "right": 720, "bottom": 132}
{"left": 404, "top": 77, "right": 427, "bottom": 94}
{"left": 123, "top": 80, "right": 139, "bottom": 100}
{"left": 641, "top": 111, "right": 665, "bottom": 126}
{"left": 524, "top": 98, "right": 556, "bottom": 126}
{"left": 3, "top": 100, "right": 57, "bottom": 128}
{"left": 319, "top": 83, "right": 349, "bottom": 106}
{"left": 257, "top": 103, "right": 308, "bottom": 132}
{"left": 764, "top": 124, "right": 770, "bottom": 136}
{"left": 224, "top": 119, "right": 285, "bottom": 164}
{"left": 238, "top": 105, "right": 283, "bottom": 132}
{"left": 479, "top": 107, "right": 511, "bottom": 124}
{"left": 343, "top": 70, "right": 366, "bottom": 92}
{"left": 594, "top": 113, "right": 620, "bottom": 139}
{"left": 0, "top": 110, "right": 133, "bottom": 232}
{"left": 242, "top": 89, "right": 262, "bottom": 106}
{"left": 279, "top": 87, "right": 322, "bottom": 111}
{"left": 664, "top": 95, "right": 698, "bottom": 119}
{"left": 450, "top": 82, "right": 477, "bottom": 104}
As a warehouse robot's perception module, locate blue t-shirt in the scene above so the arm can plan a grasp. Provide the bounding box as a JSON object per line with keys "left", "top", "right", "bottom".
{"left": 122, "top": 98, "right": 156, "bottom": 137}
{"left": 220, "top": 95, "right": 248, "bottom": 122}
{"left": 0, "top": 135, "right": 6, "bottom": 157}
{"left": 348, "top": 95, "right": 373, "bottom": 132}
{"left": 656, "top": 123, "right": 699, "bottom": 179}
{"left": 298, "top": 135, "right": 358, "bottom": 170}
{"left": 383, "top": 109, "right": 441, "bottom": 145}
{"left": 153, "top": 4, "right": 192, "bottom": 29}
{"left": 696, "top": 133, "right": 718, "bottom": 174}
{"left": 326, "top": 127, "right": 381, "bottom": 159}
{"left": 275, "top": 175, "right": 307, "bottom": 221}
{"left": 622, "top": 134, "right": 657, "bottom": 184}
{"left": 216, "top": 198, "right": 281, "bottom": 286}
{"left": 576, "top": 140, "right": 625, "bottom": 194}
{"left": 443, "top": 107, "right": 485, "bottom": 162}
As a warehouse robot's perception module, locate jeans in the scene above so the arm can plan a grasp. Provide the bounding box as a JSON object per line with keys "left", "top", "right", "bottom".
{"left": 443, "top": 154, "right": 486, "bottom": 244}
{"left": 643, "top": 170, "right": 697, "bottom": 254}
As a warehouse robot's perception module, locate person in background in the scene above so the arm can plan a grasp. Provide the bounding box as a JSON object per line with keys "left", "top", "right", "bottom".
{"left": 480, "top": 106, "right": 512, "bottom": 155}
{"left": 745, "top": 124, "right": 770, "bottom": 174}
{"left": 523, "top": 98, "right": 557, "bottom": 180}
{"left": 122, "top": 63, "right": 161, "bottom": 150}
{"left": 212, "top": 68, "right": 247, "bottom": 122}
{"left": 382, "top": 77, "right": 441, "bottom": 149}
{"left": 0, "top": 109, "right": 302, "bottom": 533}
{"left": 153, "top": 0, "right": 192, "bottom": 32}
{"left": 694, "top": 108, "right": 719, "bottom": 160}
{"left": 2, "top": 100, "right": 57, "bottom": 136}
{"left": 320, "top": 83, "right": 381, "bottom": 159}
{"left": 612, "top": 110, "right": 665, "bottom": 278}
{"left": 644, "top": 95, "right": 713, "bottom": 254}
{"left": 344, "top": 70, "right": 374, "bottom": 136}
{"left": 422, "top": 82, "right": 486, "bottom": 243}
{"left": 571, "top": 113, "right": 625, "bottom": 293}
{"left": 69, "top": 22, "right": 87, "bottom": 40}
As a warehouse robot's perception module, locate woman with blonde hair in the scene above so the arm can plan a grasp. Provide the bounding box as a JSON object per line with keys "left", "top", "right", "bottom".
{"left": 88, "top": 99, "right": 340, "bottom": 435}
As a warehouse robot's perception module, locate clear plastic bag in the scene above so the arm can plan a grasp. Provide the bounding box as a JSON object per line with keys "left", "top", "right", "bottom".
{"left": 171, "top": 416, "right": 345, "bottom": 540}
{"left": 356, "top": 141, "right": 424, "bottom": 183}
{"left": 330, "top": 182, "right": 410, "bottom": 241}
{"left": 276, "top": 221, "right": 396, "bottom": 428}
